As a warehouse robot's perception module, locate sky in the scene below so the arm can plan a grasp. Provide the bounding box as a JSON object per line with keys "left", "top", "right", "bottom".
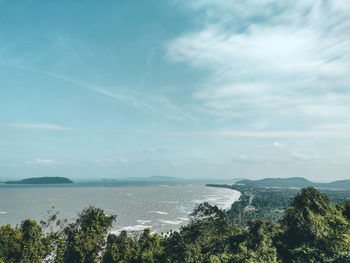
{"left": 1, "top": 0, "right": 350, "bottom": 181}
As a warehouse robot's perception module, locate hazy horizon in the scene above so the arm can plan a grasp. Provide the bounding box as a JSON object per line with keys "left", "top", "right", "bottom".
{"left": 1, "top": 1, "right": 350, "bottom": 181}
{"left": 0, "top": 175, "right": 347, "bottom": 184}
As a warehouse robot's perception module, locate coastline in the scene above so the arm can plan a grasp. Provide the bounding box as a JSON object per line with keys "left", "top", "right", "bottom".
{"left": 111, "top": 186, "right": 241, "bottom": 234}
{"left": 0, "top": 183, "right": 241, "bottom": 234}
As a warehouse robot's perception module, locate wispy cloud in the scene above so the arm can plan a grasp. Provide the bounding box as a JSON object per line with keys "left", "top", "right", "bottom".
{"left": 168, "top": 0, "right": 350, "bottom": 125}
{"left": 33, "top": 71, "right": 196, "bottom": 122}
{"left": 272, "top": 141, "right": 318, "bottom": 162}
{"left": 93, "top": 86, "right": 196, "bottom": 121}
{"left": 25, "top": 159, "right": 56, "bottom": 165}
{"left": 163, "top": 129, "right": 350, "bottom": 138}
{"left": 10, "top": 123, "right": 73, "bottom": 130}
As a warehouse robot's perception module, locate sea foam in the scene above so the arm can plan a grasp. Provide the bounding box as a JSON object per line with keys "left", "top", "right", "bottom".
{"left": 149, "top": 211, "right": 168, "bottom": 215}
{"left": 158, "top": 219, "right": 183, "bottom": 225}
{"left": 112, "top": 224, "right": 152, "bottom": 234}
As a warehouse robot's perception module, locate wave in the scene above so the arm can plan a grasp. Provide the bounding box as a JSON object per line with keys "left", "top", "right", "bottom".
{"left": 194, "top": 188, "right": 241, "bottom": 210}
{"left": 158, "top": 219, "right": 183, "bottom": 225}
{"left": 0, "top": 211, "right": 7, "bottom": 215}
{"left": 111, "top": 224, "right": 152, "bottom": 233}
{"left": 137, "top": 219, "right": 152, "bottom": 224}
{"left": 149, "top": 211, "right": 168, "bottom": 215}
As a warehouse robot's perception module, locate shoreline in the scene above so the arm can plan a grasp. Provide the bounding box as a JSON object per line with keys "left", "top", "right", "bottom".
{"left": 110, "top": 186, "right": 241, "bottom": 235}
{"left": 0, "top": 183, "right": 241, "bottom": 234}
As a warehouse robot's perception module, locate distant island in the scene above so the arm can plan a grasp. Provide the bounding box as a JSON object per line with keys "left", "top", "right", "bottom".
{"left": 101, "top": 176, "right": 180, "bottom": 182}
{"left": 234, "top": 177, "right": 350, "bottom": 189}
{"left": 127, "top": 176, "right": 180, "bottom": 181}
{"left": 4, "top": 176, "right": 74, "bottom": 184}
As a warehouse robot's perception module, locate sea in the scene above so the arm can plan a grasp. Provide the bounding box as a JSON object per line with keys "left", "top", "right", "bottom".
{"left": 0, "top": 182, "right": 240, "bottom": 234}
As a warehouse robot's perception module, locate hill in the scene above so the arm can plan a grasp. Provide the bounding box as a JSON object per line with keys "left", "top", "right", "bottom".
{"left": 236, "top": 177, "right": 350, "bottom": 189}
{"left": 323, "top": 180, "right": 350, "bottom": 189}
{"left": 5, "top": 177, "right": 74, "bottom": 184}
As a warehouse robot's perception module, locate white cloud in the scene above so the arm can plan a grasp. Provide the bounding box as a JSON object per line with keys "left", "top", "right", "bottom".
{"left": 10, "top": 123, "right": 73, "bottom": 130}
{"left": 164, "top": 129, "right": 348, "bottom": 138}
{"left": 169, "top": 26, "right": 342, "bottom": 77}
{"left": 168, "top": 0, "right": 350, "bottom": 124}
{"left": 272, "top": 142, "right": 319, "bottom": 162}
{"left": 25, "top": 159, "right": 56, "bottom": 165}
{"left": 273, "top": 142, "right": 285, "bottom": 149}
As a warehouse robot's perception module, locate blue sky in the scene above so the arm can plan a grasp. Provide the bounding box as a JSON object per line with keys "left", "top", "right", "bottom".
{"left": 1, "top": 0, "right": 350, "bottom": 181}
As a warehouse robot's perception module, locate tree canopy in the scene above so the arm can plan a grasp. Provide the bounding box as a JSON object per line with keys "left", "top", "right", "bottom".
{"left": 0, "top": 187, "right": 349, "bottom": 263}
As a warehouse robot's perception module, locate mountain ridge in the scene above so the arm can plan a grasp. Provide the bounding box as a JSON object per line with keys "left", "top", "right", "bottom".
{"left": 236, "top": 177, "right": 350, "bottom": 189}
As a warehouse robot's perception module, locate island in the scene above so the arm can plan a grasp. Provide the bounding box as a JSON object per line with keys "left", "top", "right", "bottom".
{"left": 4, "top": 176, "right": 74, "bottom": 184}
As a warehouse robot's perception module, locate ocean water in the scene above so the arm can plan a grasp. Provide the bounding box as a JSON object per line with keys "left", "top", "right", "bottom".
{"left": 0, "top": 183, "right": 240, "bottom": 233}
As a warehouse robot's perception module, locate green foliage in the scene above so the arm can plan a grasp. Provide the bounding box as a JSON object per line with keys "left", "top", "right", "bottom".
{"left": 0, "top": 187, "right": 348, "bottom": 263}
{"left": 103, "top": 229, "right": 163, "bottom": 263}
{"left": 161, "top": 203, "right": 234, "bottom": 263}
{"left": 133, "top": 228, "right": 163, "bottom": 263}
{"left": 190, "top": 202, "right": 225, "bottom": 221}
{"left": 326, "top": 253, "right": 350, "bottom": 263}
{"left": 222, "top": 183, "right": 349, "bottom": 227}
{"left": 225, "top": 219, "right": 279, "bottom": 263}
{"left": 102, "top": 231, "right": 134, "bottom": 263}
{"left": 0, "top": 224, "right": 21, "bottom": 262}
{"left": 336, "top": 200, "right": 350, "bottom": 220}
{"left": 20, "top": 219, "right": 48, "bottom": 262}
{"left": 279, "top": 187, "right": 350, "bottom": 262}
{"left": 225, "top": 185, "right": 299, "bottom": 226}
{"left": 63, "top": 206, "right": 116, "bottom": 263}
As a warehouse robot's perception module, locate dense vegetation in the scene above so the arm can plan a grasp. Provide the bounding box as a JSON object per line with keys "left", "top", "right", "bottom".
{"left": 0, "top": 187, "right": 349, "bottom": 262}
{"left": 208, "top": 183, "right": 350, "bottom": 226}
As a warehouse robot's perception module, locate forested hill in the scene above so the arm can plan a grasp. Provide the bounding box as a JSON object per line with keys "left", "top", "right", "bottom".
{"left": 4, "top": 176, "right": 73, "bottom": 184}
{"left": 236, "top": 177, "right": 350, "bottom": 189}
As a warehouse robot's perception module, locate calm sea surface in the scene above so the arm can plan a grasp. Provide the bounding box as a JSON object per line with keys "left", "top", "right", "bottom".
{"left": 0, "top": 183, "right": 240, "bottom": 233}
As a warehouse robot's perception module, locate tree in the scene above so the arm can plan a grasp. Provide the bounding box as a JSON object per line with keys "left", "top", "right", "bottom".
{"left": 336, "top": 201, "right": 350, "bottom": 220}
{"left": 190, "top": 202, "right": 225, "bottom": 222}
{"left": 0, "top": 224, "right": 21, "bottom": 262}
{"left": 133, "top": 228, "right": 163, "bottom": 263}
{"left": 227, "top": 219, "right": 279, "bottom": 263}
{"left": 102, "top": 231, "right": 134, "bottom": 263}
{"left": 279, "top": 187, "right": 350, "bottom": 262}
{"left": 20, "top": 219, "right": 48, "bottom": 262}
{"left": 63, "top": 206, "right": 116, "bottom": 263}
